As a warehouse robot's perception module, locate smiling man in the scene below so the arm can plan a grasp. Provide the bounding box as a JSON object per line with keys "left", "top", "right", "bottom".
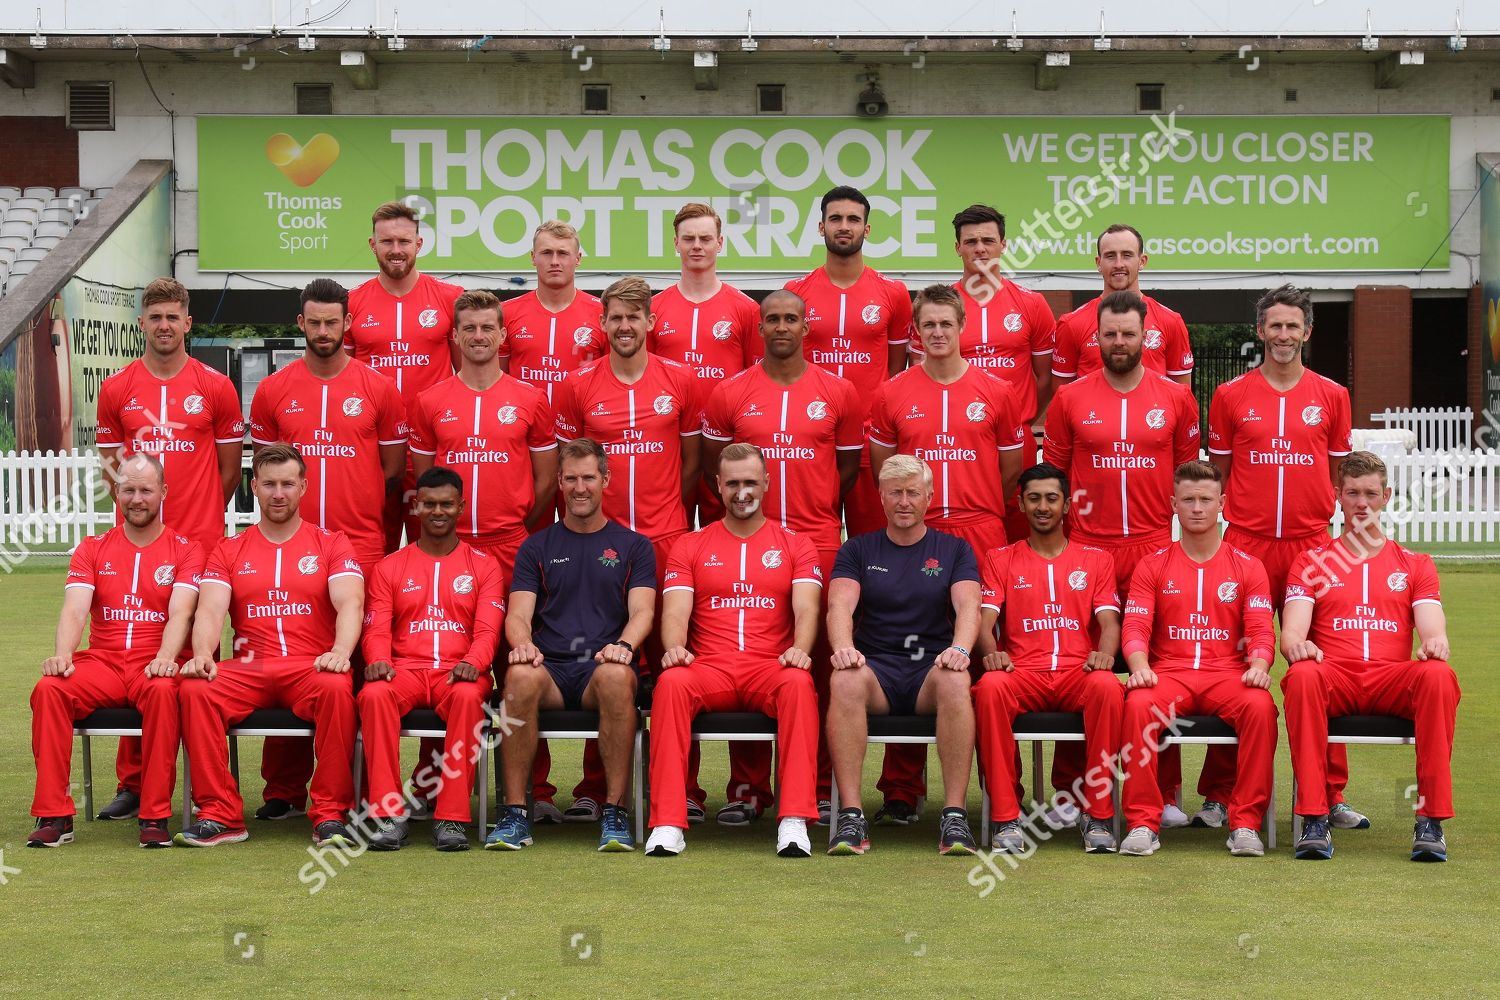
{"left": 501, "top": 220, "right": 606, "bottom": 403}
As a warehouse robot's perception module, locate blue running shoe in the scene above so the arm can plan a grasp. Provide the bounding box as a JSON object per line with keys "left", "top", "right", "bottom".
{"left": 484, "top": 806, "right": 533, "bottom": 851}
{"left": 1411, "top": 817, "right": 1447, "bottom": 862}
{"left": 598, "top": 804, "right": 635, "bottom": 852}
{"left": 1294, "top": 815, "right": 1334, "bottom": 860}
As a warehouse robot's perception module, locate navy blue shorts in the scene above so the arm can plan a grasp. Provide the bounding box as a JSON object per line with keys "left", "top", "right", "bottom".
{"left": 543, "top": 656, "right": 597, "bottom": 711}
{"left": 867, "top": 654, "right": 931, "bottom": 716}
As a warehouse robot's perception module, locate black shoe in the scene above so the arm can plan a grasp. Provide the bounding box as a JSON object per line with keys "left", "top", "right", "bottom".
{"left": 254, "top": 798, "right": 306, "bottom": 821}
{"left": 873, "top": 799, "right": 920, "bottom": 826}
{"left": 938, "top": 809, "right": 978, "bottom": 856}
{"left": 312, "top": 820, "right": 354, "bottom": 848}
{"left": 366, "top": 817, "right": 408, "bottom": 851}
{"left": 1411, "top": 817, "right": 1447, "bottom": 862}
{"left": 432, "top": 820, "right": 470, "bottom": 852}
{"left": 96, "top": 789, "right": 139, "bottom": 821}
{"left": 1294, "top": 815, "right": 1334, "bottom": 860}
{"left": 828, "top": 808, "right": 870, "bottom": 856}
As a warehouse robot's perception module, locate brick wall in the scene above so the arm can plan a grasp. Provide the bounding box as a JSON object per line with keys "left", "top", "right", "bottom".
{"left": 1350, "top": 284, "right": 1412, "bottom": 422}
{"left": 1040, "top": 289, "right": 1072, "bottom": 319}
{"left": 0, "top": 117, "right": 78, "bottom": 189}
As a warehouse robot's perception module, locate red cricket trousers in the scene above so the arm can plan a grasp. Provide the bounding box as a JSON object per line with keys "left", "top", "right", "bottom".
{"left": 180, "top": 657, "right": 355, "bottom": 827}
{"left": 1122, "top": 668, "right": 1278, "bottom": 832}
{"left": 31, "top": 651, "right": 179, "bottom": 820}
{"left": 1282, "top": 657, "right": 1459, "bottom": 819}
{"left": 648, "top": 655, "right": 818, "bottom": 829}
{"left": 973, "top": 667, "right": 1123, "bottom": 822}
{"left": 358, "top": 666, "right": 494, "bottom": 823}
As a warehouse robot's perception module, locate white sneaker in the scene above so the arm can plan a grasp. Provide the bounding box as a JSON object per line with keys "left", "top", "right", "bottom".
{"left": 645, "top": 826, "right": 686, "bottom": 857}
{"left": 776, "top": 817, "right": 811, "bottom": 857}
{"left": 1043, "top": 798, "right": 1080, "bottom": 829}
{"left": 1119, "top": 826, "right": 1160, "bottom": 856}
{"left": 1160, "top": 803, "right": 1191, "bottom": 829}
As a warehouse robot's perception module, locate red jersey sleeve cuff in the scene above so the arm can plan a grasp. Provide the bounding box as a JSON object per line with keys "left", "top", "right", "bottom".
{"left": 1248, "top": 647, "right": 1273, "bottom": 664}
{"left": 409, "top": 445, "right": 439, "bottom": 457}
{"left": 1051, "top": 367, "right": 1075, "bottom": 378}
{"left": 867, "top": 432, "right": 898, "bottom": 449}
{"left": 1122, "top": 640, "right": 1149, "bottom": 658}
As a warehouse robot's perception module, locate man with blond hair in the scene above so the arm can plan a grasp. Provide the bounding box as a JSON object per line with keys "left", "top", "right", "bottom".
{"left": 91, "top": 275, "right": 243, "bottom": 822}
{"left": 502, "top": 219, "right": 606, "bottom": 403}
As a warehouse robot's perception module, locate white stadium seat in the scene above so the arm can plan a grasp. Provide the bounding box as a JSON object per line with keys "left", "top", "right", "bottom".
{"left": 0, "top": 247, "right": 15, "bottom": 266}
{"left": 36, "top": 221, "right": 71, "bottom": 238}
{"left": 22, "top": 186, "right": 55, "bottom": 200}
{"left": 6, "top": 207, "right": 38, "bottom": 226}
{"left": 0, "top": 235, "right": 28, "bottom": 253}
{"left": 12, "top": 197, "right": 45, "bottom": 213}
{"left": 28, "top": 236, "right": 60, "bottom": 251}
{"left": 0, "top": 221, "right": 35, "bottom": 239}
{"left": 9, "top": 257, "right": 36, "bottom": 276}
{"left": 0, "top": 186, "right": 19, "bottom": 201}
{"left": 81, "top": 198, "right": 102, "bottom": 217}
{"left": 58, "top": 186, "right": 89, "bottom": 202}
{"left": 40, "top": 208, "right": 73, "bottom": 224}
{"left": 92, "top": 187, "right": 112, "bottom": 198}
{"left": 17, "top": 247, "right": 49, "bottom": 263}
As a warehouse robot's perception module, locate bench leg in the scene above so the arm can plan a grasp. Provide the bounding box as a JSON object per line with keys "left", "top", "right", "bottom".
{"left": 349, "top": 733, "right": 364, "bottom": 818}
{"left": 478, "top": 731, "right": 490, "bottom": 841}
{"left": 828, "top": 771, "right": 840, "bottom": 846}
{"left": 1290, "top": 774, "right": 1300, "bottom": 846}
{"left": 181, "top": 744, "right": 192, "bottom": 823}
{"left": 81, "top": 734, "right": 93, "bottom": 821}
{"left": 1265, "top": 759, "right": 1276, "bottom": 850}
{"left": 1030, "top": 741, "right": 1043, "bottom": 807}
{"left": 980, "top": 785, "right": 991, "bottom": 847}
{"left": 1112, "top": 772, "right": 1122, "bottom": 842}
{"left": 228, "top": 735, "right": 239, "bottom": 783}
{"left": 631, "top": 727, "right": 645, "bottom": 845}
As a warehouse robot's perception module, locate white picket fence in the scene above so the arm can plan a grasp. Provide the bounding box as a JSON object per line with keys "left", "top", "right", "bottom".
{"left": 1369, "top": 406, "right": 1474, "bottom": 453}
{"left": 3, "top": 447, "right": 1500, "bottom": 554}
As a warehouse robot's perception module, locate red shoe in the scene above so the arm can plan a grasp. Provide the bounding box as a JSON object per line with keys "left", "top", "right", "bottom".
{"left": 138, "top": 819, "right": 173, "bottom": 849}
{"left": 27, "top": 816, "right": 75, "bottom": 847}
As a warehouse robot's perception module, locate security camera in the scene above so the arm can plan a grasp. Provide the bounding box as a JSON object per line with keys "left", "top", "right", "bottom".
{"left": 857, "top": 83, "right": 889, "bottom": 118}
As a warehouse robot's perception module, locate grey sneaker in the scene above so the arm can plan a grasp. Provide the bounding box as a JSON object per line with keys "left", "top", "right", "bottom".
{"left": 1226, "top": 827, "right": 1265, "bottom": 857}
{"left": 1329, "top": 802, "right": 1371, "bottom": 830}
{"left": 432, "top": 820, "right": 469, "bottom": 852}
{"left": 1081, "top": 817, "right": 1117, "bottom": 854}
{"left": 1119, "top": 826, "right": 1160, "bottom": 856}
{"left": 991, "top": 819, "right": 1026, "bottom": 854}
{"left": 1160, "top": 803, "right": 1190, "bottom": 828}
{"left": 531, "top": 800, "right": 563, "bottom": 825}
{"left": 1411, "top": 817, "right": 1447, "bottom": 862}
{"left": 1191, "top": 800, "right": 1228, "bottom": 829}
{"left": 366, "top": 817, "right": 408, "bottom": 851}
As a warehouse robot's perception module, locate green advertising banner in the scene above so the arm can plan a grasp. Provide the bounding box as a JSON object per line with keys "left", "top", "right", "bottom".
{"left": 197, "top": 114, "right": 1450, "bottom": 274}
{"left": 1481, "top": 156, "right": 1500, "bottom": 420}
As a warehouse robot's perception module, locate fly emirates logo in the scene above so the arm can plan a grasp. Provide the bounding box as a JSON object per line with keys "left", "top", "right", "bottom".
{"left": 102, "top": 592, "right": 167, "bottom": 624}
{"left": 370, "top": 341, "right": 432, "bottom": 370}
{"left": 246, "top": 588, "right": 315, "bottom": 618}
{"left": 811, "top": 336, "right": 872, "bottom": 367}
{"left": 1092, "top": 441, "right": 1157, "bottom": 470}
{"left": 915, "top": 433, "right": 978, "bottom": 463}
{"left": 299, "top": 427, "right": 358, "bottom": 459}
{"left": 445, "top": 435, "right": 512, "bottom": 464}
{"left": 1331, "top": 602, "right": 1401, "bottom": 635}
{"left": 1166, "top": 611, "right": 1231, "bottom": 643}
{"left": 680, "top": 351, "right": 727, "bottom": 381}
{"left": 1246, "top": 434, "right": 1316, "bottom": 467}
{"left": 409, "top": 605, "right": 468, "bottom": 635}
{"left": 762, "top": 431, "right": 817, "bottom": 461}
{"left": 709, "top": 580, "right": 779, "bottom": 610}
{"left": 1020, "top": 601, "right": 1081, "bottom": 633}
{"left": 606, "top": 428, "right": 666, "bottom": 456}
{"left": 518, "top": 354, "right": 568, "bottom": 385}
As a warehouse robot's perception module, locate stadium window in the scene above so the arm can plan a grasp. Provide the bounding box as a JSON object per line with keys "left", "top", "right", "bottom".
{"left": 1136, "top": 83, "right": 1163, "bottom": 114}
{"left": 295, "top": 83, "right": 334, "bottom": 115}
{"left": 583, "top": 84, "right": 612, "bottom": 114}
{"left": 757, "top": 83, "right": 786, "bottom": 114}
{"left": 1285, "top": 89, "right": 1298, "bottom": 102}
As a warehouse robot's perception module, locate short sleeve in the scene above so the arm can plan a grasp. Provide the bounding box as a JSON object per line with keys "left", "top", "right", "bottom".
{"left": 979, "top": 547, "right": 1006, "bottom": 612}
{"left": 213, "top": 376, "right": 246, "bottom": 444}
{"left": 202, "top": 537, "right": 234, "bottom": 588}
{"left": 1284, "top": 550, "right": 1318, "bottom": 605}
{"left": 790, "top": 532, "right": 823, "bottom": 587}
{"left": 249, "top": 380, "right": 278, "bottom": 446}
{"left": 995, "top": 385, "right": 1027, "bottom": 451}
{"left": 886, "top": 283, "right": 913, "bottom": 346}
{"left": 1164, "top": 312, "right": 1194, "bottom": 376}
{"left": 176, "top": 540, "right": 207, "bottom": 591}
{"left": 675, "top": 367, "right": 700, "bottom": 436}
{"left": 95, "top": 376, "right": 123, "bottom": 449}
{"left": 65, "top": 536, "right": 98, "bottom": 589}
{"left": 950, "top": 535, "right": 981, "bottom": 585}
{"left": 528, "top": 391, "right": 558, "bottom": 451}
{"left": 831, "top": 537, "right": 863, "bottom": 583}
{"left": 834, "top": 379, "right": 864, "bottom": 451}
{"left": 1041, "top": 390, "right": 1073, "bottom": 469}
{"left": 662, "top": 535, "right": 697, "bottom": 594}
{"left": 407, "top": 394, "right": 437, "bottom": 456}
{"left": 738, "top": 295, "right": 765, "bottom": 367}
{"left": 701, "top": 381, "right": 735, "bottom": 442}
{"left": 1174, "top": 387, "right": 1202, "bottom": 466}
{"left": 866, "top": 383, "right": 897, "bottom": 449}
{"left": 326, "top": 531, "right": 366, "bottom": 581}
{"left": 553, "top": 372, "right": 582, "bottom": 440}
{"left": 1091, "top": 550, "right": 1121, "bottom": 612}
{"left": 1411, "top": 554, "right": 1442, "bottom": 606}
{"left": 1328, "top": 383, "right": 1353, "bottom": 457}
{"left": 1027, "top": 293, "right": 1057, "bottom": 355}
{"left": 509, "top": 535, "right": 543, "bottom": 596}
{"left": 626, "top": 532, "right": 658, "bottom": 590}
{"left": 1207, "top": 382, "right": 1232, "bottom": 456}
{"left": 376, "top": 377, "right": 409, "bottom": 446}
{"left": 1051, "top": 317, "right": 1079, "bottom": 377}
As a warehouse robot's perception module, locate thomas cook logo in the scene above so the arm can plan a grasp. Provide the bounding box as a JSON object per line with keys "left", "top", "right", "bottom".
{"left": 264, "top": 132, "right": 340, "bottom": 187}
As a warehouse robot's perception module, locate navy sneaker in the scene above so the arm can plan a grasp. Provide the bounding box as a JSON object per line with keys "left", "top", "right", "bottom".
{"left": 598, "top": 804, "right": 635, "bottom": 852}
{"left": 485, "top": 806, "right": 533, "bottom": 851}
{"left": 96, "top": 789, "right": 139, "bottom": 821}
{"left": 1411, "top": 817, "right": 1447, "bottom": 862}
{"left": 1294, "top": 815, "right": 1334, "bottom": 860}
{"left": 254, "top": 798, "right": 306, "bottom": 821}
{"left": 174, "top": 819, "right": 249, "bottom": 848}
{"left": 873, "top": 799, "right": 920, "bottom": 826}
{"left": 312, "top": 820, "right": 355, "bottom": 848}
{"left": 828, "top": 808, "right": 870, "bottom": 856}
{"left": 938, "top": 809, "right": 978, "bottom": 856}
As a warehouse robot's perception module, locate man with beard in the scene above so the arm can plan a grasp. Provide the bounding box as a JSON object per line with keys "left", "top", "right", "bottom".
{"left": 701, "top": 290, "right": 862, "bottom": 825}
{"left": 346, "top": 201, "right": 464, "bottom": 550}
{"left": 785, "top": 186, "right": 920, "bottom": 822}
{"left": 176, "top": 444, "right": 365, "bottom": 848}
{"left": 248, "top": 279, "right": 407, "bottom": 822}
{"left": 91, "top": 277, "right": 243, "bottom": 823}
{"left": 1051, "top": 224, "right": 1193, "bottom": 389}
{"left": 27, "top": 454, "right": 204, "bottom": 849}
{"left": 645, "top": 444, "right": 823, "bottom": 859}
